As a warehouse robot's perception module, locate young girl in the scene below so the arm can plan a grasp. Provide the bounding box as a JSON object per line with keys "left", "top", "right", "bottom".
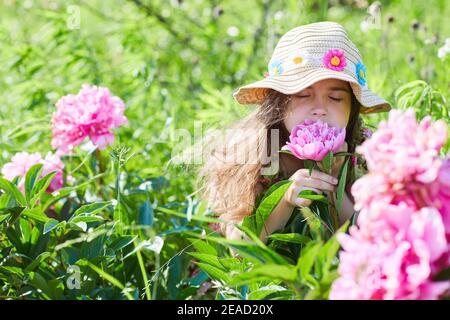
{"left": 196, "top": 21, "right": 391, "bottom": 243}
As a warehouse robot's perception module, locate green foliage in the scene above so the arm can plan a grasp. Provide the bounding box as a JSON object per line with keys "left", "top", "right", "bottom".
{"left": 189, "top": 221, "right": 350, "bottom": 300}
{"left": 0, "top": 0, "right": 448, "bottom": 300}
{"left": 242, "top": 180, "right": 292, "bottom": 236}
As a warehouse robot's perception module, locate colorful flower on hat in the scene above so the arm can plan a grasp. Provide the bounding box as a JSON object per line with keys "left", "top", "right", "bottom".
{"left": 284, "top": 49, "right": 316, "bottom": 71}
{"left": 355, "top": 62, "right": 367, "bottom": 86}
{"left": 268, "top": 59, "right": 283, "bottom": 76}
{"left": 323, "top": 49, "right": 347, "bottom": 71}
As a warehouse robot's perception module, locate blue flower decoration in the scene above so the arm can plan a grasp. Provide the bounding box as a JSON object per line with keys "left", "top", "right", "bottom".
{"left": 355, "top": 62, "right": 367, "bottom": 86}
{"left": 268, "top": 60, "right": 284, "bottom": 76}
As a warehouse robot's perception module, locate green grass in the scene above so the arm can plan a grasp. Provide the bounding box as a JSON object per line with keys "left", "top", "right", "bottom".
{"left": 0, "top": 0, "right": 448, "bottom": 300}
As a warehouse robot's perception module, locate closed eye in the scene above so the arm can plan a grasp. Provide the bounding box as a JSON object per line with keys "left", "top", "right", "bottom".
{"left": 329, "top": 96, "right": 343, "bottom": 102}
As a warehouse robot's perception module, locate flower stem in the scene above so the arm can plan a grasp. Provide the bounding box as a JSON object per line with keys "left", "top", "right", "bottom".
{"left": 95, "top": 148, "right": 106, "bottom": 199}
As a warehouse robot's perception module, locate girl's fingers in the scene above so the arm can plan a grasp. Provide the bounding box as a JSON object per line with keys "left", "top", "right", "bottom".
{"left": 295, "top": 197, "right": 312, "bottom": 207}
{"left": 294, "top": 176, "right": 336, "bottom": 192}
{"left": 295, "top": 168, "right": 338, "bottom": 185}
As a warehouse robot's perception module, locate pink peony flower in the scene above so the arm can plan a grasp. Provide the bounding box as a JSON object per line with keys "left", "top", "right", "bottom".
{"left": 331, "top": 108, "right": 450, "bottom": 300}
{"left": 51, "top": 84, "right": 128, "bottom": 154}
{"left": 330, "top": 231, "right": 387, "bottom": 300}
{"left": 356, "top": 109, "right": 447, "bottom": 185}
{"left": 323, "top": 49, "right": 347, "bottom": 72}
{"left": 331, "top": 206, "right": 449, "bottom": 300}
{"left": 1, "top": 152, "right": 42, "bottom": 181}
{"left": 282, "top": 119, "right": 346, "bottom": 161}
{"left": 1, "top": 152, "right": 65, "bottom": 193}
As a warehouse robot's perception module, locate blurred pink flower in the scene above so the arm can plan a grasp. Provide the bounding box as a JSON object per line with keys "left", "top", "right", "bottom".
{"left": 331, "top": 206, "right": 449, "bottom": 300}
{"left": 282, "top": 119, "right": 346, "bottom": 161}
{"left": 51, "top": 84, "right": 128, "bottom": 154}
{"left": 1, "top": 151, "right": 64, "bottom": 192}
{"left": 356, "top": 109, "right": 447, "bottom": 184}
{"left": 332, "top": 108, "right": 450, "bottom": 300}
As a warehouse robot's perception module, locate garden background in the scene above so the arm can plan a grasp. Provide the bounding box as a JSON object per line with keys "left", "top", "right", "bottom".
{"left": 0, "top": 0, "right": 449, "bottom": 300}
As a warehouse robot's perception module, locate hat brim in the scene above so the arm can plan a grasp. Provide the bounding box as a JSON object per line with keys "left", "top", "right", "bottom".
{"left": 233, "top": 68, "right": 391, "bottom": 114}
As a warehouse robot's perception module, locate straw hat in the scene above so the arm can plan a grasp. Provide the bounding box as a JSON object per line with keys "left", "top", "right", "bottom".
{"left": 233, "top": 21, "right": 391, "bottom": 114}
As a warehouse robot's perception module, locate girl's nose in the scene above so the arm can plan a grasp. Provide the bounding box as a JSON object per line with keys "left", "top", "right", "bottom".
{"left": 311, "top": 106, "right": 327, "bottom": 117}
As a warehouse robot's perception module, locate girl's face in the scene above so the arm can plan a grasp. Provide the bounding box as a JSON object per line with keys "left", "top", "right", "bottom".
{"left": 283, "top": 79, "right": 352, "bottom": 132}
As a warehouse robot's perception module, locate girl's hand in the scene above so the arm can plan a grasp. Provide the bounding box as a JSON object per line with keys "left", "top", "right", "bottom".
{"left": 284, "top": 168, "right": 338, "bottom": 208}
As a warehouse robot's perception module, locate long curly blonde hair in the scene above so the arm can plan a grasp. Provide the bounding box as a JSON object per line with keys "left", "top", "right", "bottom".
{"left": 195, "top": 88, "right": 365, "bottom": 233}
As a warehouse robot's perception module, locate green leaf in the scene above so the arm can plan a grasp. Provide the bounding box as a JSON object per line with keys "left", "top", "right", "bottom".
{"left": 73, "top": 201, "right": 111, "bottom": 216}
{"left": 219, "top": 257, "right": 243, "bottom": 270}
{"left": 81, "top": 260, "right": 134, "bottom": 300}
{"left": 67, "top": 222, "right": 87, "bottom": 232}
{"left": 138, "top": 200, "right": 153, "bottom": 226}
{"left": 0, "top": 206, "right": 25, "bottom": 226}
{"left": 247, "top": 286, "right": 293, "bottom": 300}
{"left": 0, "top": 214, "right": 9, "bottom": 225}
{"left": 70, "top": 214, "right": 105, "bottom": 223}
{"left": 299, "top": 206, "right": 322, "bottom": 239}
{"left": 188, "top": 252, "right": 225, "bottom": 270}
{"left": 260, "top": 180, "right": 292, "bottom": 203}
{"left": 28, "top": 271, "right": 52, "bottom": 299}
{"left": 297, "top": 242, "right": 322, "bottom": 281}
{"left": 30, "top": 171, "right": 57, "bottom": 206}
{"left": 24, "top": 252, "right": 51, "bottom": 272}
{"left": 201, "top": 234, "right": 289, "bottom": 265}
{"left": 24, "top": 164, "right": 43, "bottom": 205}
{"left": 0, "top": 177, "right": 26, "bottom": 207}
{"left": 253, "top": 180, "right": 293, "bottom": 237}
{"left": 333, "top": 152, "right": 353, "bottom": 157}
{"left": 317, "top": 221, "right": 349, "bottom": 278}
{"left": 109, "top": 235, "right": 138, "bottom": 251}
{"left": 19, "top": 218, "right": 32, "bottom": 242}
{"left": 298, "top": 189, "right": 329, "bottom": 204}
{"left": 267, "top": 233, "right": 311, "bottom": 245}
{"left": 304, "top": 160, "right": 316, "bottom": 176}
{"left": 336, "top": 158, "right": 349, "bottom": 213}
{"left": 278, "top": 149, "right": 294, "bottom": 156}
{"left": 0, "top": 187, "right": 15, "bottom": 209}
{"left": 242, "top": 180, "right": 292, "bottom": 233}
{"left": 321, "top": 151, "right": 333, "bottom": 174}
{"left": 43, "top": 218, "right": 59, "bottom": 234}
{"left": 41, "top": 173, "right": 106, "bottom": 210}
{"left": 195, "top": 262, "right": 231, "bottom": 283}
{"left": 187, "top": 238, "right": 218, "bottom": 256}
{"left": 21, "top": 208, "right": 49, "bottom": 223}
{"left": 229, "top": 264, "right": 297, "bottom": 285}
